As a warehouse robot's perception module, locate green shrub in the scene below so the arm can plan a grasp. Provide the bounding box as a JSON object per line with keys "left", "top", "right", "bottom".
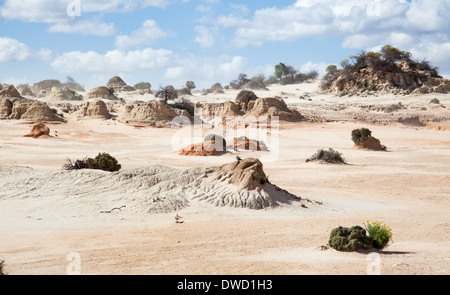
{"left": 364, "top": 220, "right": 393, "bottom": 250}
{"left": 306, "top": 148, "right": 345, "bottom": 164}
{"left": 86, "top": 153, "right": 122, "bottom": 172}
{"left": 351, "top": 128, "right": 372, "bottom": 144}
{"left": 328, "top": 226, "right": 373, "bottom": 252}
{"left": 63, "top": 153, "right": 121, "bottom": 172}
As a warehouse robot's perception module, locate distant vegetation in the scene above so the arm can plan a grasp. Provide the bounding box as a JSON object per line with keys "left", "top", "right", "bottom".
{"left": 229, "top": 63, "right": 319, "bottom": 89}
{"left": 306, "top": 148, "right": 346, "bottom": 164}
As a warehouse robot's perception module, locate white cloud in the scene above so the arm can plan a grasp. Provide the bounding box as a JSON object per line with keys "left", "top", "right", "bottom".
{"left": 51, "top": 48, "right": 174, "bottom": 73}
{"left": 51, "top": 46, "right": 248, "bottom": 90}
{"left": 0, "top": 0, "right": 168, "bottom": 37}
{"left": 115, "top": 20, "right": 171, "bottom": 50}
{"left": 194, "top": 26, "right": 215, "bottom": 48}
{"left": 0, "top": 37, "right": 52, "bottom": 62}
{"left": 47, "top": 19, "right": 115, "bottom": 36}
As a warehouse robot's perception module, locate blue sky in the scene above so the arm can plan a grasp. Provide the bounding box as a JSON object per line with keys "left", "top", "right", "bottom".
{"left": 0, "top": 0, "right": 449, "bottom": 90}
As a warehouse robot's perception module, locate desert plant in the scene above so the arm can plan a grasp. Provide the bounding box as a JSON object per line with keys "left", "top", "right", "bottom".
{"left": 364, "top": 220, "right": 393, "bottom": 250}
{"left": 328, "top": 226, "right": 373, "bottom": 252}
{"left": 156, "top": 85, "right": 178, "bottom": 103}
{"left": 185, "top": 81, "right": 196, "bottom": 90}
{"left": 306, "top": 148, "right": 346, "bottom": 164}
{"left": 0, "top": 260, "right": 6, "bottom": 275}
{"left": 86, "top": 153, "right": 121, "bottom": 172}
{"left": 351, "top": 128, "right": 372, "bottom": 144}
{"left": 63, "top": 158, "right": 89, "bottom": 170}
{"left": 170, "top": 97, "right": 195, "bottom": 116}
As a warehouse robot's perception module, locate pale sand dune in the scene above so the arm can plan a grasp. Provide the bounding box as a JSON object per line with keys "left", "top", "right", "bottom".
{"left": 0, "top": 82, "right": 449, "bottom": 275}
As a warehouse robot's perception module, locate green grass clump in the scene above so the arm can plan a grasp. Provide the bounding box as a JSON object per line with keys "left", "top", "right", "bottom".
{"left": 364, "top": 220, "right": 393, "bottom": 250}
{"left": 328, "top": 226, "right": 373, "bottom": 252}
{"left": 306, "top": 148, "right": 345, "bottom": 164}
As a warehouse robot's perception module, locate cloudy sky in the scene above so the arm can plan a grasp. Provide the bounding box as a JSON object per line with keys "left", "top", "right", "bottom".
{"left": 0, "top": 0, "right": 449, "bottom": 90}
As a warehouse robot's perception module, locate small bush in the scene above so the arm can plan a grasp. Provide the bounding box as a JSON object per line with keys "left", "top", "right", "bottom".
{"left": 351, "top": 128, "right": 372, "bottom": 144}
{"left": 63, "top": 153, "right": 121, "bottom": 172}
{"left": 63, "top": 158, "right": 89, "bottom": 170}
{"left": 430, "top": 98, "right": 440, "bottom": 104}
{"left": 364, "top": 220, "right": 393, "bottom": 250}
{"left": 170, "top": 97, "right": 195, "bottom": 116}
{"left": 86, "top": 153, "right": 122, "bottom": 172}
{"left": 328, "top": 226, "right": 373, "bottom": 252}
{"left": 0, "top": 260, "right": 6, "bottom": 275}
{"left": 306, "top": 148, "right": 345, "bottom": 164}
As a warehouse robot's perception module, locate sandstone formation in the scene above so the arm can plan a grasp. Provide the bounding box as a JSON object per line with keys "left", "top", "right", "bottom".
{"left": 354, "top": 136, "right": 386, "bottom": 151}
{"left": 213, "top": 158, "right": 269, "bottom": 190}
{"left": 24, "top": 122, "right": 51, "bottom": 139}
{"left": 120, "top": 100, "right": 179, "bottom": 126}
{"left": 32, "top": 80, "right": 64, "bottom": 94}
{"left": 411, "top": 78, "right": 450, "bottom": 94}
{"left": 200, "top": 101, "right": 243, "bottom": 120}
{"left": 20, "top": 101, "right": 64, "bottom": 122}
{"left": 9, "top": 99, "right": 34, "bottom": 119}
{"left": 178, "top": 140, "right": 227, "bottom": 156}
{"left": 80, "top": 100, "right": 111, "bottom": 119}
{"left": 233, "top": 136, "right": 268, "bottom": 152}
{"left": 87, "top": 86, "right": 118, "bottom": 100}
{"left": 245, "top": 97, "right": 303, "bottom": 122}
{"left": 49, "top": 86, "right": 83, "bottom": 101}
{"left": 20, "top": 86, "right": 35, "bottom": 97}
{"left": 0, "top": 98, "right": 12, "bottom": 119}
{"left": 107, "top": 76, "right": 135, "bottom": 93}
{"left": 0, "top": 85, "right": 21, "bottom": 98}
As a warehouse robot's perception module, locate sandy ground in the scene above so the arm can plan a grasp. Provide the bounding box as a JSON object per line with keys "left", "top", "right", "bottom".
{"left": 0, "top": 82, "right": 449, "bottom": 275}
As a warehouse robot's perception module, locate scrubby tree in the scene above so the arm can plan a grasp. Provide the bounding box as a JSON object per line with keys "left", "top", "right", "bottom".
{"left": 326, "top": 65, "right": 338, "bottom": 75}
{"left": 274, "top": 62, "right": 287, "bottom": 81}
{"left": 230, "top": 73, "right": 250, "bottom": 89}
{"left": 340, "top": 59, "right": 350, "bottom": 69}
{"left": 251, "top": 73, "right": 266, "bottom": 84}
{"left": 381, "top": 45, "right": 411, "bottom": 63}
{"left": 185, "top": 81, "right": 196, "bottom": 90}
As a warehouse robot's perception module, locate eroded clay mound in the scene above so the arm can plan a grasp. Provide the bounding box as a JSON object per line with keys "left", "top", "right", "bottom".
{"left": 0, "top": 159, "right": 304, "bottom": 214}
{"left": 354, "top": 136, "right": 386, "bottom": 151}
{"left": 24, "top": 122, "right": 51, "bottom": 139}
{"left": 245, "top": 97, "right": 303, "bottom": 122}
{"left": 120, "top": 100, "right": 181, "bottom": 126}
{"left": 79, "top": 100, "right": 111, "bottom": 119}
